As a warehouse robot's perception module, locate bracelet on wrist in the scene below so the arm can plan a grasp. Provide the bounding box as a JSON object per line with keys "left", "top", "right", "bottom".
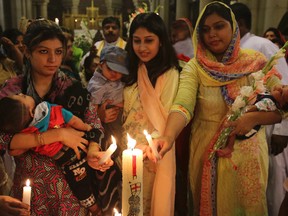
{"left": 37, "top": 133, "right": 45, "bottom": 146}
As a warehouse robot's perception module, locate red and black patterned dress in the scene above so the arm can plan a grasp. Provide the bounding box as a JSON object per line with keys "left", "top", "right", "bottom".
{"left": 0, "top": 71, "right": 103, "bottom": 215}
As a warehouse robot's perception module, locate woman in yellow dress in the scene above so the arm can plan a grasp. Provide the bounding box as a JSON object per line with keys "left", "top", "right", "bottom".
{"left": 121, "top": 12, "right": 180, "bottom": 216}
{"left": 156, "top": 2, "right": 282, "bottom": 215}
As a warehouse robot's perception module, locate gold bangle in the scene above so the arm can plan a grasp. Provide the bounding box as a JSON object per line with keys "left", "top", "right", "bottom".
{"left": 37, "top": 133, "right": 45, "bottom": 146}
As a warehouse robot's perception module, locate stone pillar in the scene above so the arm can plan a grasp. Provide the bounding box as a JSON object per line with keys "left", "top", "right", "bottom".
{"left": 71, "top": 0, "right": 80, "bottom": 14}
{"left": 26, "top": 0, "right": 33, "bottom": 19}
{"left": 105, "top": 0, "right": 113, "bottom": 16}
{"left": 10, "top": 0, "right": 22, "bottom": 28}
{"left": 199, "top": 0, "right": 213, "bottom": 12}
{"left": 32, "top": 0, "right": 37, "bottom": 19}
{"left": 31, "top": 0, "right": 49, "bottom": 19}
{"left": 263, "top": 0, "right": 288, "bottom": 34}
{"left": 156, "top": 0, "right": 169, "bottom": 26}
{"left": 176, "top": 0, "right": 189, "bottom": 19}
{"left": 40, "top": 2, "right": 48, "bottom": 18}
{"left": 0, "top": 0, "right": 5, "bottom": 29}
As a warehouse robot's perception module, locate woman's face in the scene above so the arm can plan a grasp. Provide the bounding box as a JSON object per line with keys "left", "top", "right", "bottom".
{"left": 64, "top": 38, "right": 73, "bottom": 62}
{"left": 201, "top": 12, "right": 233, "bottom": 60}
{"left": 132, "top": 27, "right": 160, "bottom": 63}
{"left": 264, "top": 31, "right": 276, "bottom": 41}
{"left": 15, "top": 35, "right": 24, "bottom": 53}
{"left": 26, "top": 38, "right": 64, "bottom": 76}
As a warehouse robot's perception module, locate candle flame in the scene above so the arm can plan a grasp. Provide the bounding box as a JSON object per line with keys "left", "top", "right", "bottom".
{"left": 26, "top": 179, "right": 30, "bottom": 186}
{"left": 111, "top": 135, "right": 116, "bottom": 145}
{"left": 127, "top": 133, "right": 136, "bottom": 149}
{"left": 143, "top": 130, "right": 148, "bottom": 136}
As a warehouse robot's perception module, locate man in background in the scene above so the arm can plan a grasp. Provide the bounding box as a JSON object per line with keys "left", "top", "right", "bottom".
{"left": 81, "top": 16, "right": 126, "bottom": 67}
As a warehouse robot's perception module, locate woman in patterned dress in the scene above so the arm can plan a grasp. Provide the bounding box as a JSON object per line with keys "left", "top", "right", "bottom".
{"left": 0, "top": 19, "right": 111, "bottom": 215}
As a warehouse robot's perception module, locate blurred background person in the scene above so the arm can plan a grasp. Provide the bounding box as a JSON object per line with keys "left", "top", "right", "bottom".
{"left": 263, "top": 27, "right": 288, "bottom": 62}
{"left": 79, "top": 45, "right": 99, "bottom": 87}
{"left": 80, "top": 16, "right": 126, "bottom": 68}
{"left": 60, "top": 26, "right": 81, "bottom": 80}
{"left": 170, "top": 18, "right": 194, "bottom": 62}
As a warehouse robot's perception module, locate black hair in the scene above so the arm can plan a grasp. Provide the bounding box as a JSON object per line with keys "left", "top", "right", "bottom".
{"left": 230, "top": 3, "right": 251, "bottom": 30}
{"left": 0, "top": 97, "right": 31, "bottom": 133}
{"left": 24, "top": 19, "right": 67, "bottom": 54}
{"left": 2, "top": 28, "right": 23, "bottom": 45}
{"left": 22, "top": 19, "right": 67, "bottom": 91}
{"left": 61, "top": 26, "right": 74, "bottom": 41}
{"left": 124, "top": 12, "right": 179, "bottom": 87}
{"left": 271, "top": 37, "right": 285, "bottom": 48}
{"left": 83, "top": 51, "right": 99, "bottom": 82}
{"left": 102, "top": 16, "right": 120, "bottom": 29}
{"left": 199, "top": 2, "right": 233, "bottom": 30}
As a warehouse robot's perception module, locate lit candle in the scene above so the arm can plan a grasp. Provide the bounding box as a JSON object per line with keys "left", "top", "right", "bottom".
{"left": 122, "top": 134, "right": 143, "bottom": 216}
{"left": 114, "top": 208, "right": 122, "bottom": 216}
{"left": 55, "top": 18, "right": 59, "bottom": 25}
{"left": 22, "top": 179, "right": 31, "bottom": 205}
{"left": 143, "top": 130, "right": 160, "bottom": 159}
{"left": 98, "top": 136, "right": 117, "bottom": 165}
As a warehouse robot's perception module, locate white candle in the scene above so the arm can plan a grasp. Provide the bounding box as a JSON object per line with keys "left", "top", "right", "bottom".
{"left": 114, "top": 208, "right": 122, "bottom": 216}
{"left": 22, "top": 179, "right": 31, "bottom": 205}
{"left": 143, "top": 130, "right": 160, "bottom": 159}
{"left": 122, "top": 133, "right": 143, "bottom": 216}
{"left": 98, "top": 136, "right": 117, "bottom": 165}
{"left": 55, "top": 18, "right": 59, "bottom": 25}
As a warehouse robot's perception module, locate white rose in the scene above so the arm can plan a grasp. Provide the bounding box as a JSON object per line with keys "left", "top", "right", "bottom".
{"left": 274, "top": 49, "right": 285, "bottom": 61}
{"left": 251, "top": 70, "right": 264, "bottom": 81}
{"left": 240, "top": 86, "right": 253, "bottom": 98}
{"left": 232, "top": 96, "right": 246, "bottom": 112}
{"left": 255, "top": 80, "right": 266, "bottom": 93}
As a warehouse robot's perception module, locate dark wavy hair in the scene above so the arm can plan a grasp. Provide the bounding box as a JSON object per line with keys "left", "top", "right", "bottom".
{"left": 24, "top": 19, "right": 66, "bottom": 54}
{"left": 2, "top": 28, "right": 23, "bottom": 44}
{"left": 22, "top": 19, "right": 67, "bottom": 91}
{"left": 230, "top": 3, "right": 251, "bottom": 30}
{"left": 124, "top": 12, "right": 179, "bottom": 87}
{"left": 0, "top": 97, "right": 31, "bottom": 133}
{"left": 102, "top": 16, "right": 120, "bottom": 29}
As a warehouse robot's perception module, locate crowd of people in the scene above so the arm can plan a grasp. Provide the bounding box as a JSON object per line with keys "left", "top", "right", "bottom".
{"left": 0, "top": 1, "right": 288, "bottom": 216}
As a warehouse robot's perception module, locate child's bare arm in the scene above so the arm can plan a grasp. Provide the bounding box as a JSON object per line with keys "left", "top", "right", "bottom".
{"left": 67, "top": 115, "right": 92, "bottom": 131}
{"left": 245, "top": 105, "right": 258, "bottom": 113}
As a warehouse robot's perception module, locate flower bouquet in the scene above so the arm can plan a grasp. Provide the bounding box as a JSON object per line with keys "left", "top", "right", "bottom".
{"left": 208, "top": 40, "right": 288, "bottom": 160}
{"left": 125, "top": 2, "right": 163, "bottom": 37}
{"left": 74, "top": 20, "right": 94, "bottom": 55}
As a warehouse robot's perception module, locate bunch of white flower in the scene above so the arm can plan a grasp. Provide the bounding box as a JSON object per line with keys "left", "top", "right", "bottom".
{"left": 209, "top": 40, "right": 288, "bottom": 160}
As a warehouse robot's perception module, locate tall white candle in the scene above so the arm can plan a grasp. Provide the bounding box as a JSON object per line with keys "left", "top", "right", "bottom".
{"left": 122, "top": 134, "right": 143, "bottom": 216}
{"left": 22, "top": 179, "right": 31, "bottom": 205}
{"left": 143, "top": 130, "right": 160, "bottom": 159}
{"left": 98, "top": 136, "right": 117, "bottom": 165}
{"left": 55, "top": 18, "right": 59, "bottom": 25}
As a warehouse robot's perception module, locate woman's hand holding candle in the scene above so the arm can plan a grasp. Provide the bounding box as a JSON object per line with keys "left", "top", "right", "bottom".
{"left": 98, "top": 136, "right": 117, "bottom": 165}
{"left": 143, "top": 130, "right": 160, "bottom": 160}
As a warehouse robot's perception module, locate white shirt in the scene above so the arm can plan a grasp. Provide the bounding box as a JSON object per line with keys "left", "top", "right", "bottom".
{"left": 80, "top": 37, "right": 127, "bottom": 69}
